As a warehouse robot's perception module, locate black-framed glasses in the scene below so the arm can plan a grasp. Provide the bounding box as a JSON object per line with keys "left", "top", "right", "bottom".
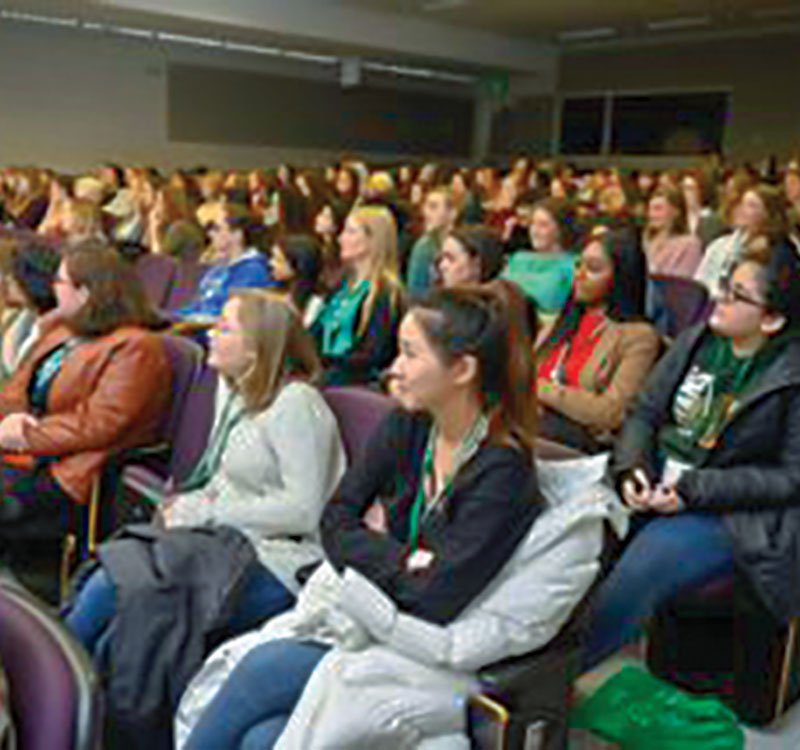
{"left": 717, "top": 276, "right": 766, "bottom": 308}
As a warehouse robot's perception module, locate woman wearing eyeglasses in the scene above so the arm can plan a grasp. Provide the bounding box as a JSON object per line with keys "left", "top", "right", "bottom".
{"left": 535, "top": 228, "right": 660, "bottom": 453}
{"left": 585, "top": 236, "right": 800, "bottom": 668}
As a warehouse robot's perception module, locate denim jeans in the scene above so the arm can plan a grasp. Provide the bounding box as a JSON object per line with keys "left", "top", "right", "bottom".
{"left": 65, "top": 558, "right": 295, "bottom": 663}
{"left": 583, "top": 512, "right": 735, "bottom": 670}
{"left": 184, "top": 638, "right": 329, "bottom": 750}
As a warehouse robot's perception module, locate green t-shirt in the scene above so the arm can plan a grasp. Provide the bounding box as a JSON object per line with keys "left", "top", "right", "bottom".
{"left": 659, "top": 335, "right": 780, "bottom": 466}
{"left": 501, "top": 250, "right": 575, "bottom": 314}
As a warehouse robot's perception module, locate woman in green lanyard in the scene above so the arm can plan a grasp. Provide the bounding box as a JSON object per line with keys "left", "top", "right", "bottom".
{"left": 309, "top": 204, "right": 404, "bottom": 386}
{"left": 586, "top": 238, "right": 800, "bottom": 668}
{"left": 179, "top": 283, "right": 543, "bottom": 750}
{"left": 65, "top": 291, "right": 347, "bottom": 663}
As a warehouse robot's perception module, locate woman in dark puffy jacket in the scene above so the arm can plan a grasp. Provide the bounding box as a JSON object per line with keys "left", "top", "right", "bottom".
{"left": 586, "top": 237, "right": 800, "bottom": 667}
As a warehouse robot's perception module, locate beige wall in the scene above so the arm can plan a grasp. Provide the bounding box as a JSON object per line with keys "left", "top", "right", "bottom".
{"left": 560, "top": 32, "right": 800, "bottom": 162}
{"left": 0, "top": 22, "right": 471, "bottom": 172}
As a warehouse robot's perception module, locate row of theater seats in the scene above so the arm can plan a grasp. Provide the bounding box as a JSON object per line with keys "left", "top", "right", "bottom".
{"left": 10, "top": 367, "right": 799, "bottom": 749}
{"left": 0, "top": 226, "right": 209, "bottom": 314}
{"left": 0, "top": 377, "right": 595, "bottom": 750}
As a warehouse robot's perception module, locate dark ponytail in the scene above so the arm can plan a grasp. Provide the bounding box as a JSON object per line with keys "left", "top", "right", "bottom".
{"left": 411, "top": 283, "right": 536, "bottom": 459}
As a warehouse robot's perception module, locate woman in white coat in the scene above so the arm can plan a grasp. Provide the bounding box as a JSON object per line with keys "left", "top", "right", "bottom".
{"left": 66, "top": 290, "right": 347, "bottom": 655}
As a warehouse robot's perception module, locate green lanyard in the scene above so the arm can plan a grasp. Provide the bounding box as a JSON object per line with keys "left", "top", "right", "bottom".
{"left": 178, "top": 386, "right": 245, "bottom": 493}
{"left": 408, "top": 414, "right": 489, "bottom": 553}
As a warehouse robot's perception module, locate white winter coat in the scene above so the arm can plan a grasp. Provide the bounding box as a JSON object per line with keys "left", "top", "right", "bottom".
{"left": 176, "top": 453, "right": 627, "bottom": 748}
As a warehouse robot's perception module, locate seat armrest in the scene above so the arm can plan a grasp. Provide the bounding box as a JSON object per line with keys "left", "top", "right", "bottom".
{"left": 534, "top": 438, "right": 585, "bottom": 461}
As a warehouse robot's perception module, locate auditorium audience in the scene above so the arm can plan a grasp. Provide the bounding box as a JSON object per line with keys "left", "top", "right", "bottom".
{"left": 585, "top": 238, "right": 800, "bottom": 667}
{"left": 179, "top": 204, "right": 274, "bottom": 322}
{"left": 66, "top": 291, "right": 346, "bottom": 669}
{"left": 437, "top": 224, "right": 505, "bottom": 288}
{"left": 642, "top": 188, "right": 702, "bottom": 278}
{"left": 681, "top": 169, "right": 726, "bottom": 248}
{"left": 695, "top": 183, "right": 788, "bottom": 296}
{"left": 3, "top": 151, "right": 800, "bottom": 744}
{"left": 309, "top": 205, "right": 404, "bottom": 386}
{"left": 502, "top": 198, "right": 577, "bottom": 316}
{"left": 268, "top": 234, "right": 325, "bottom": 325}
{"left": 537, "top": 230, "right": 660, "bottom": 452}
{"left": 0, "top": 235, "right": 60, "bottom": 383}
{"left": 0, "top": 241, "right": 170, "bottom": 582}
{"left": 405, "top": 186, "right": 458, "bottom": 295}
{"left": 178, "top": 284, "right": 542, "bottom": 749}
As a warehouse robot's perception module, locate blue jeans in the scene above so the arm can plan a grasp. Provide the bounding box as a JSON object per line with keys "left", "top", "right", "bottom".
{"left": 583, "top": 512, "right": 735, "bottom": 670}
{"left": 184, "top": 638, "right": 329, "bottom": 750}
{"left": 65, "top": 559, "right": 295, "bottom": 663}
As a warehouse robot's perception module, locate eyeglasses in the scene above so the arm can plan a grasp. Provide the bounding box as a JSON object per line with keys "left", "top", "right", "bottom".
{"left": 717, "top": 277, "right": 766, "bottom": 308}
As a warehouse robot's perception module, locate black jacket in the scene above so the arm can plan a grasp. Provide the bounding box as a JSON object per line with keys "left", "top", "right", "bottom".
{"left": 98, "top": 523, "right": 256, "bottom": 750}
{"left": 321, "top": 409, "right": 543, "bottom": 625}
{"left": 310, "top": 283, "right": 404, "bottom": 387}
{"left": 611, "top": 323, "right": 800, "bottom": 622}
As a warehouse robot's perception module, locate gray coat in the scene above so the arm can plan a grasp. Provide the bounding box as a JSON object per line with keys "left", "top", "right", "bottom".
{"left": 100, "top": 523, "right": 256, "bottom": 750}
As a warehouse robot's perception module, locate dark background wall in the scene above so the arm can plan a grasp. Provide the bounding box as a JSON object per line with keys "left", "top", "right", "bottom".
{"left": 168, "top": 63, "right": 473, "bottom": 157}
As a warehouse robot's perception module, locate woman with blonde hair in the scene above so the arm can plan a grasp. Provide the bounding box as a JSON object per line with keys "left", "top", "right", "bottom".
{"left": 310, "top": 204, "right": 404, "bottom": 385}
{"left": 66, "top": 290, "right": 347, "bottom": 671}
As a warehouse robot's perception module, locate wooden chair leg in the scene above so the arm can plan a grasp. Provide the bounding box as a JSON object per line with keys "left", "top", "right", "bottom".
{"left": 60, "top": 533, "right": 77, "bottom": 603}
{"left": 60, "top": 478, "right": 101, "bottom": 604}
{"left": 775, "top": 618, "right": 798, "bottom": 718}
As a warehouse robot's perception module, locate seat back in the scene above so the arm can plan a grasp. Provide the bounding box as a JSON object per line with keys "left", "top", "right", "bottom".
{"left": 165, "top": 261, "right": 210, "bottom": 312}
{"left": 321, "top": 386, "right": 396, "bottom": 464}
{"left": 647, "top": 275, "right": 711, "bottom": 340}
{"left": 0, "top": 580, "right": 101, "bottom": 750}
{"left": 135, "top": 254, "right": 178, "bottom": 310}
{"left": 160, "top": 336, "right": 217, "bottom": 482}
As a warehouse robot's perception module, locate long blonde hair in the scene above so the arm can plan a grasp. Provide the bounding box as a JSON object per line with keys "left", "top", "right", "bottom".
{"left": 347, "top": 205, "right": 403, "bottom": 337}
{"left": 229, "top": 290, "right": 321, "bottom": 412}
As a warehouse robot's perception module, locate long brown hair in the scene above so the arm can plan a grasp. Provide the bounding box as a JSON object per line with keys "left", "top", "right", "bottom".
{"left": 229, "top": 290, "right": 321, "bottom": 413}
{"left": 410, "top": 284, "right": 536, "bottom": 459}
{"left": 62, "top": 240, "right": 166, "bottom": 337}
{"left": 646, "top": 188, "right": 688, "bottom": 239}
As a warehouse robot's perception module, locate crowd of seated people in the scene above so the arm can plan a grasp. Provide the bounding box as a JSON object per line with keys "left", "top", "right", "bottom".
{"left": 0, "top": 154, "right": 799, "bottom": 746}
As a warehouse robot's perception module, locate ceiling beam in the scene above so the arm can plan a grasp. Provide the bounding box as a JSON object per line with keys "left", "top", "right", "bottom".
{"left": 94, "top": 0, "right": 558, "bottom": 77}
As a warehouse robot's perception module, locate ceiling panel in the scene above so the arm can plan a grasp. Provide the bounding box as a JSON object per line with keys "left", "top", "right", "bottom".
{"left": 339, "top": 0, "right": 800, "bottom": 41}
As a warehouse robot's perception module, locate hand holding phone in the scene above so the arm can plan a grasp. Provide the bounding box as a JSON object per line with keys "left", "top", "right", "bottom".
{"left": 622, "top": 468, "right": 652, "bottom": 511}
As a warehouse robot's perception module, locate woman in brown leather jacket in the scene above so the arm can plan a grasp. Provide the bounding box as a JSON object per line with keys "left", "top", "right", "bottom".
{"left": 0, "top": 240, "right": 171, "bottom": 574}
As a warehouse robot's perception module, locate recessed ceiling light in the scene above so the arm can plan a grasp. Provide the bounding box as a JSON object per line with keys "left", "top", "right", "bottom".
{"left": 557, "top": 27, "right": 617, "bottom": 42}
{"left": 646, "top": 16, "right": 711, "bottom": 31}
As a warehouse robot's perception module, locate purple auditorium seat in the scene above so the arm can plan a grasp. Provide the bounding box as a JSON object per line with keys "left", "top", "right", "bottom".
{"left": 121, "top": 335, "right": 217, "bottom": 501}
{"left": 135, "top": 253, "right": 179, "bottom": 310}
{"left": 0, "top": 580, "right": 101, "bottom": 750}
{"left": 647, "top": 570, "right": 800, "bottom": 725}
{"left": 321, "top": 386, "right": 396, "bottom": 464}
{"left": 647, "top": 274, "right": 711, "bottom": 340}
{"left": 165, "top": 261, "right": 210, "bottom": 312}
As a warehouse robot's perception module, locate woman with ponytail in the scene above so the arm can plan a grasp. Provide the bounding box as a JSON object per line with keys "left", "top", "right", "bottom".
{"left": 179, "top": 283, "right": 548, "bottom": 749}
{"left": 536, "top": 228, "right": 660, "bottom": 452}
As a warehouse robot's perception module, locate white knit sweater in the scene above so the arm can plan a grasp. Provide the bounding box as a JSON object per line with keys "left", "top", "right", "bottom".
{"left": 168, "top": 378, "right": 347, "bottom": 593}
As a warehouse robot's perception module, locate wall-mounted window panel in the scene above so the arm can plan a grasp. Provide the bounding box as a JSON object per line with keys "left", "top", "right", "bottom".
{"left": 491, "top": 96, "right": 553, "bottom": 156}
{"left": 168, "top": 63, "right": 473, "bottom": 156}
{"left": 611, "top": 91, "right": 728, "bottom": 155}
{"left": 560, "top": 96, "right": 604, "bottom": 155}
